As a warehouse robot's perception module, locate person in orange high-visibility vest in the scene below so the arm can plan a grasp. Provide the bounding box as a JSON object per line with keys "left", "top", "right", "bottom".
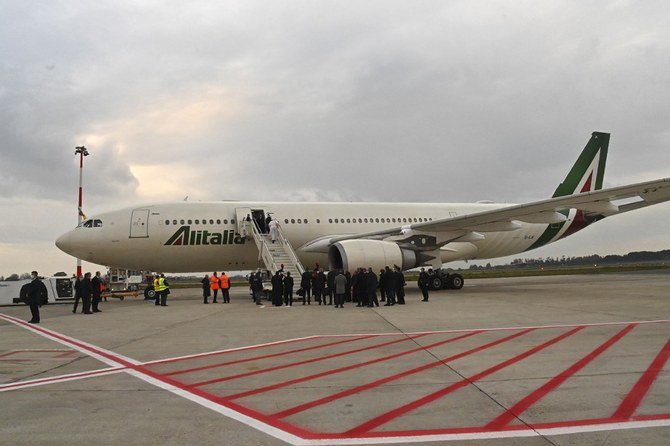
{"left": 210, "top": 272, "right": 220, "bottom": 303}
{"left": 220, "top": 272, "right": 230, "bottom": 303}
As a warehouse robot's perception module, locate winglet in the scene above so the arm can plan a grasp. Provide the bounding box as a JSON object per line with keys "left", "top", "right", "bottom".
{"left": 552, "top": 132, "right": 610, "bottom": 197}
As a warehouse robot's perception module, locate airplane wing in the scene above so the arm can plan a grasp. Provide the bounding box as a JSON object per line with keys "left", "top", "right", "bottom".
{"left": 324, "top": 177, "right": 670, "bottom": 246}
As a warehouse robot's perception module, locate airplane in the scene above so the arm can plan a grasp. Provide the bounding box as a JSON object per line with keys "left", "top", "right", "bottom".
{"left": 55, "top": 132, "right": 670, "bottom": 291}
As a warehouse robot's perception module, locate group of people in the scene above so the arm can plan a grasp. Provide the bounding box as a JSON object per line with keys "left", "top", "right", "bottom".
{"left": 72, "top": 271, "right": 107, "bottom": 315}
{"left": 201, "top": 272, "right": 230, "bottom": 304}
{"left": 297, "top": 265, "right": 415, "bottom": 307}
{"left": 24, "top": 264, "right": 437, "bottom": 323}
{"left": 246, "top": 269, "right": 294, "bottom": 306}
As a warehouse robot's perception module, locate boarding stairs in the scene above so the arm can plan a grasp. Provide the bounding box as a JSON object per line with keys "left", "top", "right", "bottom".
{"left": 249, "top": 219, "right": 305, "bottom": 291}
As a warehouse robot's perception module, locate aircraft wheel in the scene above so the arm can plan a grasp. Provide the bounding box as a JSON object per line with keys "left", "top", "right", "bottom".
{"left": 144, "top": 287, "right": 156, "bottom": 300}
{"left": 448, "top": 274, "right": 464, "bottom": 290}
{"left": 429, "top": 276, "right": 443, "bottom": 290}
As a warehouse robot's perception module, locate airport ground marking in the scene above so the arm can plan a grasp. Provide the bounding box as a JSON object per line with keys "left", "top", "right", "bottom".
{"left": 485, "top": 323, "right": 637, "bottom": 430}
{"left": 189, "top": 334, "right": 410, "bottom": 388}
{"left": 1, "top": 312, "right": 669, "bottom": 445}
{"left": 0, "top": 366, "right": 127, "bottom": 392}
{"left": 237, "top": 331, "right": 482, "bottom": 406}
{"left": 344, "top": 326, "right": 584, "bottom": 435}
{"left": 164, "top": 334, "right": 378, "bottom": 377}
{"left": 611, "top": 338, "right": 670, "bottom": 420}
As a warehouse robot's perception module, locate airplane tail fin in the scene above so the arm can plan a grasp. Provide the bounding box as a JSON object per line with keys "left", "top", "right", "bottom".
{"left": 552, "top": 132, "right": 610, "bottom": 197}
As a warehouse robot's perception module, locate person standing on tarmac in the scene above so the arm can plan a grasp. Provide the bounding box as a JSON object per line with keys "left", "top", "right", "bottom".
{"left": 91, "top": 271, "right": 103, "bottom": 312}
{"left": 395, "top": 265, "right": 406, "bottom": 305}
{"left": 72, "top": 275, "right": 82, "bottom": 314}
{"left": 210, "top": 272, "right": 220, "bottom": 303}
{"left": 24, "top": 271, "right": 47, "bottom": 323}
{"left": 366, "top": 268, "right": 379, "bottom": 307}
{"left": 418, "top": 267, "right": 430, "bottom": 302}
{"left": 220, "top": 272, "right": 230, "bottom": 303}
{"left": 334, "top": 270, "right": 347, "bottom": 308}
{"left": 283, "top": 272, "right": 294, "bottom": 306}
{"left": 81, "top": 272, "right": 93, "bottom": 314}
{"left": 326, "top": 269, "right": 336, "bottom": 305}
{"left": 300, "top": 269, "right": 312, "bottom": 305}
{"left": 201, "top": 274, "right": 211, "bottom": 304}
{"left": 159, "top": 274, "right": 170, "bottom": 306}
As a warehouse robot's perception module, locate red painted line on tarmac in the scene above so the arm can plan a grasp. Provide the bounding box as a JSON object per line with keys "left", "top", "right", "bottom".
{"left": 230, "top": 332, "right": 475, "bottom": 403}
{"left": 163, "top": 335, "right": 377, "bottom": 377}
{"left": 268, "top": 331, "right": 483, "bottom": 415}
{"left": 143, "top": 335, "right": 321, "bottom": 367}
{"left": 345, "top": 326, "right": 583, "bottom": 436}
{"left": 485, "top": 323, "right": 637, "bottom": 430}
{"left": 189, "top": 334, "right": 418, "bottom": 388}
{"left": 611, "top": 338, "right": 670, "bottom": 420}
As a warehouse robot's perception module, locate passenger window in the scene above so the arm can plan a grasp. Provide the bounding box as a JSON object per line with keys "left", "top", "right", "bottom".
{"left": 188, "top": 219, "right": 193, "bottom": 224}
{"left": 284, "top": 219, "right": 289, "bottom": 224}
{"left": 291, "top": 219, "right": 295, "bottom": 224}
{"left": 195, "top": 219, "right": 199, "bottom": 224}
{"left": 172, "top": 220, "right": 177, "bottom": 225}
{"left": 231, "top": 219, "right": 235, "bottom": 224}
{"left": 165, "top": 220, "right": 170, "bottom": 225}
{"left": 209, "top": 219, "right": 214, "bottom": 224}
{"left": 223, "top": 219, "right": 228, "bottom": 224}
{"left": 298, "top": 218, "right": 302, "bottom": 224}
{"left": 216, "top": 219, "right": 221, "bottom": 224}
{"left": 328, "top": 219, "right": 332, "bottom": 223}
{"left": 180, "top": 219, "right": 185, "bottom": 224}
{"left": 315, "top": 219, "right": 319, "bottom": 223}
{"left": 346, "top": 218, "right": 351, "bottom": 223}
{"left": 358, "top": 218, "right": 362, "bottom": 223}
{"left": 334, "top": 218, "right": 338, "bottom": 223}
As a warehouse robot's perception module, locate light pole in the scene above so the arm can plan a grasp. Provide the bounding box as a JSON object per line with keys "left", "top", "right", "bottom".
{"left": 74, "top": 146, "right": 89, "bottom": 278}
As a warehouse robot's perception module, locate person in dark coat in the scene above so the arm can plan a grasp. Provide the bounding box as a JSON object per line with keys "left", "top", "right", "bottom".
{"left": 300, "top": 270, "right": 312, "bottom": 305}
{"left": 312, "top": 269, "right": 326, "bottom": 305}
{"left": 384, "top": 266, "right": 396, "bottom": 306}
{"left": 251, "top": 271, "right": 264, "bottom": 305}
{"left": 366, "top": 268, "right": 379, "bottom": 307}
{"left": 201, "top": 274, "right": 211, "bottom": 304}
{"left": 271, "top": 271, "right": 283, "bottom": 306}
{"left": 24, "top": 271, "right": 48, "bottom": 323}
{"left": 283, "top": 272, "right": 294, "bottom": 306}
{"left": 344, "top": 270, "right": 352, "bottom": 302}
{"left": 418, "top": 267, "right": 430, "bottom": 302}
{"left": 395, "top": 266, "right": 406, "bottom": 305}
{"left": 81, "top": 272, "right": 93, "bottom": 314}
{"left": 72, "top": 275, "right": 82, "bottom": 313}
{"left": 378, "top": 269, "right": 387, "bottom": 302}
{"left": 91, "top": 271, "right": 103, "bottom": 312}
{"left": 326, "top": 269, "right": 337, "bottom": 305}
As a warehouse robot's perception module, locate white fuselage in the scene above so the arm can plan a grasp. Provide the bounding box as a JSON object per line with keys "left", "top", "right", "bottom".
{"left": 55, "top": 201, "right": 581, "bottom": 272}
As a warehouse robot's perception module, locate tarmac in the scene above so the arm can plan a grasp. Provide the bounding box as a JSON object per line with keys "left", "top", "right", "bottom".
{"left": 1, "top": 272, "right": 669, "bottom": 446}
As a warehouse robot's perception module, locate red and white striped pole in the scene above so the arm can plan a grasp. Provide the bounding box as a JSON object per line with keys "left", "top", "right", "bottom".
{"left": 74, "top": 146, "right": 89, "bottom": 278}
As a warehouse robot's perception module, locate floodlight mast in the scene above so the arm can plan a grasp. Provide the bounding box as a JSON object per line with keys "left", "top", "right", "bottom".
{"left": 74, "top": 146, "right": 89, "bottom": 278}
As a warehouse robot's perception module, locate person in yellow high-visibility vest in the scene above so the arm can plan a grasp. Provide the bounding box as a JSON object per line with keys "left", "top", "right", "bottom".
{"left": 154, "top": 274, "right": 168, "bottom": 306}
{"left": 158, "top": 274, "right": 170, "bottom": 306}
{"left": 153, "top": 275, "right": 161, "bottom": 306}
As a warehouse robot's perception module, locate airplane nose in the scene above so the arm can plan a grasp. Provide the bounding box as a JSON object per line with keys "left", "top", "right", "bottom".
{"left": 55, "top": 232, "right": 72, "bottom": 254}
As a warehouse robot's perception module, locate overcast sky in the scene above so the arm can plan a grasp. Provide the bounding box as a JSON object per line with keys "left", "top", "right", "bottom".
{"left": 1, "top": 0, "right": 669, "bottom": 277}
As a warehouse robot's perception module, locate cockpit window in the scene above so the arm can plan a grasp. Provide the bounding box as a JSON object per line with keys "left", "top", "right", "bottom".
{"left": 81, "top": 219, "right": 102, "bottom": 228}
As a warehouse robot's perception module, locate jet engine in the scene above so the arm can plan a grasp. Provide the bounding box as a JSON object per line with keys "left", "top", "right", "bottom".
{"left": 328, "top": 240, "right": 419, "bottom": 272}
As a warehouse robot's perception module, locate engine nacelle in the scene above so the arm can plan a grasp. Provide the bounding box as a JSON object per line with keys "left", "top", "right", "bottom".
{"left": 328, "top": 240, "right": 419, "bottom": 272}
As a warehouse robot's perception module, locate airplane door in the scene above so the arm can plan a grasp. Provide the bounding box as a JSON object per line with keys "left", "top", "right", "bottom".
{"left": 235, "top": 207, "right": 252, "bottom": 237}
{"left": 130, "top": 209, "right": 150, "bottom": 238}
